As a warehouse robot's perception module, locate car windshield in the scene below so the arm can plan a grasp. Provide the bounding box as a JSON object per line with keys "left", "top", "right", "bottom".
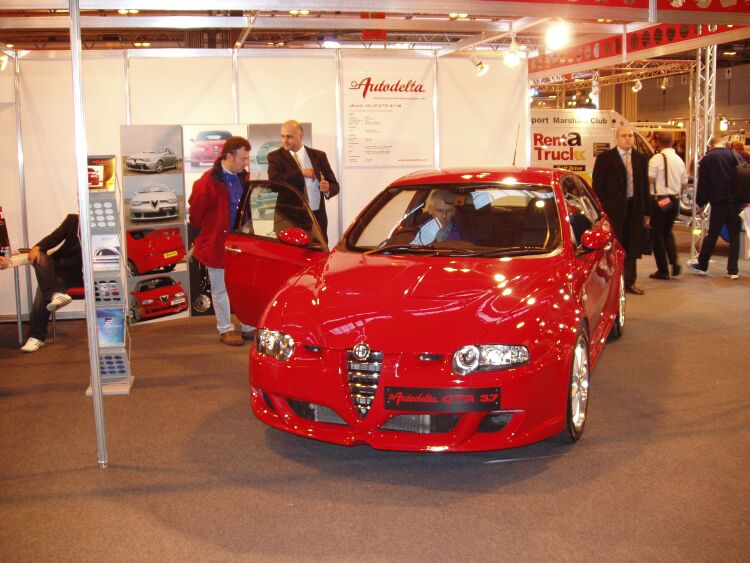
{"left": 345, "top": 184, "right": 560, "bottom": 256}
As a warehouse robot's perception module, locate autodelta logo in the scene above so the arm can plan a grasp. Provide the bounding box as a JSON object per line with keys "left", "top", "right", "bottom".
{"left": 533, "top": 131, "right": 586, "bottom": 162}
{"left": 349, "top": 77, "right": 427, "bottom": 98}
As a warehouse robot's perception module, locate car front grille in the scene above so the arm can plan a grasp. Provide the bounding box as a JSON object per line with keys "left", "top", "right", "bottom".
{"left": 347, "top": 348, "right": 383, "bottom": 418}
{"left": 380, "top": 414, "right": 459, "bottom": 434}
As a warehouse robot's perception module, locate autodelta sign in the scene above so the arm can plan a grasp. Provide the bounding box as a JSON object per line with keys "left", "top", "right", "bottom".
{"left": 530, "top": 110, "right": 619, "bottom": 174}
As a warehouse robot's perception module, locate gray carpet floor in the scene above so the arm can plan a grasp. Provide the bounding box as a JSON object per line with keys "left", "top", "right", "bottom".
{"left": 1, "top": 226, "right": 749, "bottom": 562}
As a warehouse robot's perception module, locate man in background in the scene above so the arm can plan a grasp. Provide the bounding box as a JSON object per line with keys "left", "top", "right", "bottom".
{"left": 267, "top": 120, "right": 339, "bottom": 241}
{"left": 687, "top": 136, "right": 745, "bottom": 279}
{"left": 189, "top": 136, "right": 254, "bottom": 346}
{"left": 647, "top": 132, "right": 688, "bottom": 280}
{"left": 16, "top": 214, "right": 82, "bottom": 353}
{"left": 593, "top": 125, "right": 650, "bottom": 295}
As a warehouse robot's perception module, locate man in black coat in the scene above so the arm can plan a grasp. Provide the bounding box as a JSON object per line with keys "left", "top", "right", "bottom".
{"left": 687, "top": 136, "right": 746, "bottom": 279}
{"left": 267, "top": 120, "right": 340, "bottom": 241}
{"left": 593, "top": 125, "right": 651, "bottom": 295}
{"left": 21, "top": 213, "right": 83, "bottom": 352}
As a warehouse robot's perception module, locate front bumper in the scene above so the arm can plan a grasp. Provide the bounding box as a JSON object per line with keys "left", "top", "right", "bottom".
{"left": 249, "top": 346, "right": 568, "bottom": 452}
{"left": 130, "top": 207, "right": 179, "bottom": 221}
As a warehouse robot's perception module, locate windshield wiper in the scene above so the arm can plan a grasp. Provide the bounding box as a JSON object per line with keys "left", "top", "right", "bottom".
{"left": 463, "top": 246, "right": 551, "bottom": 257}
{"left": 364, "top": 244, "right": 454, "bottom": 255}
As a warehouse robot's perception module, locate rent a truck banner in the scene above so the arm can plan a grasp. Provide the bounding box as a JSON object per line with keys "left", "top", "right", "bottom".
{"left": 530, "top": 110, "right": 616, "bottom": 174}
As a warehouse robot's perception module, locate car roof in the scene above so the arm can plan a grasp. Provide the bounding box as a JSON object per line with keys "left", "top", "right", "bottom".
{"left": 388, "top": 167, "right": 559, "bottom": 188}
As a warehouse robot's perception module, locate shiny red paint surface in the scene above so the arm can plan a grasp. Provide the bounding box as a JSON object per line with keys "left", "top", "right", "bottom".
{"left": 126, "top": 228, "right": 185, "bottom": 276}
{"left": 226, "top": 167, "right": 624, "bottom": 452}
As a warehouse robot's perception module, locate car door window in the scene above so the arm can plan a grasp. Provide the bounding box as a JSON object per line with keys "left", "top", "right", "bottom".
{"left": 237, "top": 181, "right": 326, "bottom": 250}
{"left": 562, "top": 174, "right": 600, "bottom": 246}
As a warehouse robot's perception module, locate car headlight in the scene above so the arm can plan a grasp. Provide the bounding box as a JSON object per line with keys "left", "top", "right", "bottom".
{"left": 452, "top": 344, "right": 529, "bottom": 376}
{"left": 257, "top": 328, "right": 295, "bottom": 361}
{"left": 165, "top": 198, "right": 177, "bottom": 204}
{"left": 142, "top": 299, "right": 153, "bottom": 305}
{"left": 131, "top": 200, "right": 146, "bottom": 207}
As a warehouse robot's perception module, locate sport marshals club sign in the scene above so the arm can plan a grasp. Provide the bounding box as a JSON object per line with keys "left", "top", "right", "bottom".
{"left": 342, "top": 62, "right": 434, "bottom": 168}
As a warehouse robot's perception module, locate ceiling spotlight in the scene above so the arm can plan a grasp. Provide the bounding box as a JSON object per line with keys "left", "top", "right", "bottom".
{"left": 677, "top": 121, "right": 684, "bottom": 128}
{"left": 719, "top": 116, "right": 729, "bottom": 132}
{"left": 322, "top": 37, "right": 340, "bottom": 49}
{"left": 470, "top": 55, "right": 489, "bottom": 77}
{"left": 631, "top": 79, "right": 643, "bottom": 93}
{"left": 545, "top": 21, "right": 570, "bottom": 51}
{"left": 289, "top": 9, "right": 310, "bottom": 16}
{"left": 504, "top": 36, "right": 520, "bottom": 68}
{"left": 6, "top": 44, "right": 14, "bottom": 49}
{"left": 449, "top": 13, "right": 469, "bottom": 20}
{"left": 659, "top": 77, "right": 668, "bottom": 90}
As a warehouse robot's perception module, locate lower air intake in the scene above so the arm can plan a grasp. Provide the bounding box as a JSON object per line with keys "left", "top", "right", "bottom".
{"left": 380, "top": 414, "right": 459, "bottom": 434}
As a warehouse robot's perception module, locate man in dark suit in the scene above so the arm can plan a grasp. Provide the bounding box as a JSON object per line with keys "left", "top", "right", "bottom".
{"left": 593, "top": 125, "right": 651, "bottom": 295}
{"left": 267, "top": 120, "right": 340, "bottom": 241}
{"left": 21, "top": 214, "right": 83, "bottom": 352}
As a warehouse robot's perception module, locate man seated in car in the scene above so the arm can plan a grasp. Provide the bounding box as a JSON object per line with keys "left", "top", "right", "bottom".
{"left": 412, "top": 189, "right": 462, "bottom": 245}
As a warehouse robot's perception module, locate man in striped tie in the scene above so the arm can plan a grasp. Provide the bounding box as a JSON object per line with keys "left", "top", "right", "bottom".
{"left": 592, "top": 125, "right": 651, "bottom": 295}
{"left": 267, "top": 120, "right": 340, "bottom": 242}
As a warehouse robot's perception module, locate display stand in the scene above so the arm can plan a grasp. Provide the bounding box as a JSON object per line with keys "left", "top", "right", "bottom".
{"left": 86, "top": 188, "right": 134, "bottom": 396}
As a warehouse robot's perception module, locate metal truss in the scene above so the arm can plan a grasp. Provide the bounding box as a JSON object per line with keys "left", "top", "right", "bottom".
{"left": 690, "top": 45, "right": 717, "bottom": 259}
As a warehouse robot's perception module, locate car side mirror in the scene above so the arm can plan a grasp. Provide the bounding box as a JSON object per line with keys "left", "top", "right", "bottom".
{"left": 581, "top": 227, "right": 612, "bottom": 250}
{"left": 278, "top": 227, "right": 310, "bottom": 247}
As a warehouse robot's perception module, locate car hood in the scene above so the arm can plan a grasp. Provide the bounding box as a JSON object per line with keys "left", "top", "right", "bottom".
{"left": 271, "top": 249, "right": 567, "bottom": 353}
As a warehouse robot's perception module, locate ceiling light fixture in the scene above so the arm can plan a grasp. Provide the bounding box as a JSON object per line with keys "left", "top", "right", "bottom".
{"left": 545, "top": 21, "right": 570, "bottom": 51}
{"left": 449, "top": 13, "right": 469, "bottom": 20}
{"left": 719, "top": 116, "right": 729, "bottom": 132}
{"left": 659, "top": 77, "right": 669, "bottom": 90}
{"left": 723, "top": 51, "right": 736, "bottom": 56}
{"left": 0, "top": 55, "right": 8, "bottom": 72}
{"left": 504, "top": 35, "right": 520, "bottom": 68}
{"left": 322, "top": 37, "right": 340, "bottom": 49}
{"left": 470, "top": 55, "right": 489, "bottom": 77}
{"left": 289, "top": 9, "right": 310, "bottom": 16}
{"left": 631, "top": 79, "right": 643, "bottom": 93}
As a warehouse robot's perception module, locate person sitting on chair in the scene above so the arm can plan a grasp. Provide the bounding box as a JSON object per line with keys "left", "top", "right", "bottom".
{"left": 20, "top": 214, "right": 82, "bottom": 353}
{"left": 412, "top": 189, "right": 461, "bottom": 245}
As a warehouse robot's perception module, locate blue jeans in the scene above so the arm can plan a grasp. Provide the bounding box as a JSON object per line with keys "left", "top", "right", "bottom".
{"left": 206, "top": 267, "right": 254, "bottom": 335}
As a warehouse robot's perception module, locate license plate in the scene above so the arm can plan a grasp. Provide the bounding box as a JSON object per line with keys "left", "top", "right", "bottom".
{"left": 384, "top": 387, "right": 500, "bottom": 413}
{"left": 171, "top": 298, "right": 185, "bottom": 306}
{"left": 163, "top": 251, "right": 178, "bottom": 258}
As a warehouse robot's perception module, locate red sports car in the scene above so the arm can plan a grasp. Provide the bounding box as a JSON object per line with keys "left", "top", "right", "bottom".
{"left": 224, "top": 168, "right": 625, "bottom": 452}
{"left": 130, "top": 275, "right": 187, "bottom": 322}
{"left": 190, "top": 130, "right": 231, "bottom": 167}
{"left": 126, "top": 228, "right": 185, "bottom": 277}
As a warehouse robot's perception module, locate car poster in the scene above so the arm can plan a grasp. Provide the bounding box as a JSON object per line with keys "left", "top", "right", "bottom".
{"left": 121, "top": 125, "right": 189, "bottom": 325}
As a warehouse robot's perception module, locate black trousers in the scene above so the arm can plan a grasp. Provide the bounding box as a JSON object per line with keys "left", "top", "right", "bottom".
{"left": 651, "top": 195, "right": 679, "bottom": 275}
{"left": 623, "top": 197, "right": 638, "bottom": 288}
{"left": 28, "top": 253, "right": 82, "bottom": 341}
{"left": 697, "top": 200, "right": 744, "bottom": 276}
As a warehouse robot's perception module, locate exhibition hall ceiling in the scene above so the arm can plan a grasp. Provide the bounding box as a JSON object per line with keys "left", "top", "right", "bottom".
{"left": 1, "top": 2, "right": 749, "bottom": 86}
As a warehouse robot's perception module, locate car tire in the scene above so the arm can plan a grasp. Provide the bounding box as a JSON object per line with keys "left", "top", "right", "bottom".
{"left": 193, "top": 293, "right": 212, "bottom": 313}
{"left": 554, "top": 329, "right": 590, "bottom": 444}
{"left": 155, "top": 160, "right": 164, "bottom": 173}
{"left": 127, "top": 260, "right": 138, "bottom": 277}
{"left": 134, "top": 308, "right": 142, "bottom": 322}
{"left": 679, "top": 183, "right": 693, "bottom": 216}
{"left": 162, "top": 263, "right": 176, "bottom": 272}
{"left": 608, "top": 274, "right": 625, "bottom": 341}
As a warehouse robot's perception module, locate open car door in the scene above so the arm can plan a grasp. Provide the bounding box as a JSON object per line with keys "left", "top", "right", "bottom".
{"left": 224, "top": 180, "right": 329, "bottom": 327}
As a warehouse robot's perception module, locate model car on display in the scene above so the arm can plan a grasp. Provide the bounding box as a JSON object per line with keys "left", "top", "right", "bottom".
{"left": 130, "top": 275, "right": 187, "bottom": 322}
{"left": 190, "top": 130, "right": 232, "bottom": 167}
{"left": 125, "top": 227, "right": 185, "bottom": 277}
{"left": 129, "top": 186, "right": 179, "bottom": 221}
{"left": 224, "top": 168, "right": 626, "bottom": 452}
{"left": 125, "top": 147, "right": 179, "bottom": 173}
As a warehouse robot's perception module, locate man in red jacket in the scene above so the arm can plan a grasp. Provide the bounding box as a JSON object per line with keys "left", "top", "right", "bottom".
{"left": 189, "top": 136, "right": 253, "bottom": 346}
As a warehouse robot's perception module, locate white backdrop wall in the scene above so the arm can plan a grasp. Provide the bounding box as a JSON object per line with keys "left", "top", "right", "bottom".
{"left": 0, "top": 49, "right": 526, "bottom": 318}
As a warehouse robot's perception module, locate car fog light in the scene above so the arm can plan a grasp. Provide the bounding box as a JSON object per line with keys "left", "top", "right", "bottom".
{"left": 453, "top": 345, "right": 480, "bottom": 376}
